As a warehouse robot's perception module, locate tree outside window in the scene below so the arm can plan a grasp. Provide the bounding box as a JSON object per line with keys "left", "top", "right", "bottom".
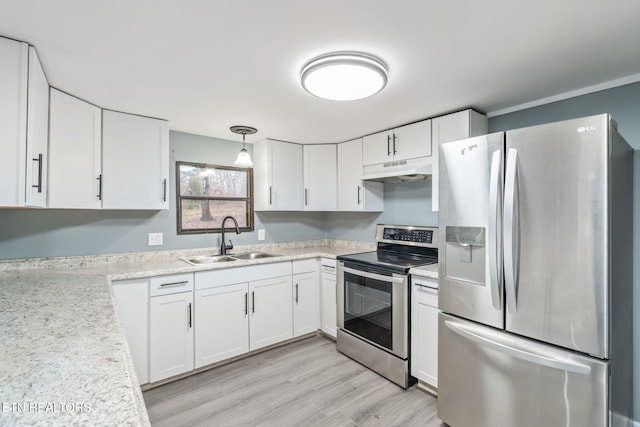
{"left": 176, "top": 161, "right": 253, "bottom": 234}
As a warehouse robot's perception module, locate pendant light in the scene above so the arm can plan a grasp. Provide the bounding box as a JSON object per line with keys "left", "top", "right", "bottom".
{"left": 231, "top": 125, "right": 257, "bottom": 167}
{"left": 300, "top": 52, "right": 388, "bottom": 101}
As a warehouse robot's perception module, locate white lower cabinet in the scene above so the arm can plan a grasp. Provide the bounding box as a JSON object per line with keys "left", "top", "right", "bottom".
{"left": 249, "top": 275, "right": 294, "bottom": 350}
{"left": 150, "top": 291, "right": 194, "bottom": 382}
{"left": 320, "top": 258, "right": 337, "bottom": 338}
{"left": 113, "top": 260, "right": 326, "bottom": 385}
{"left": 149, "top": 273, "right": 195, "bottom": 383}
{"left": 411, "top": 276, "right": 439, "bottom": 392}
{"left": 194, "top": 283, "right": 250, "bottom": 369}
{"left": 112, "top": 278, "right": 149, "bottom": 385}
{"left": 293, "top": 259, "right": 319, "bottom": 337}
{"left": 194, "top": 262, "right": 294, "bottom": 368}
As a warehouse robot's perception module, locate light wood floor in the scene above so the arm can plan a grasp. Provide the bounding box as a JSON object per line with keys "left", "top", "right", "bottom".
{"left": 143, "top": 335, "right": 445, "bottom": 427}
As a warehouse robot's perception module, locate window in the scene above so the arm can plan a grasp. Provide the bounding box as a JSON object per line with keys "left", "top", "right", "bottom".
{"left": 176, "top": 161, "right": 253, "bottom": 234}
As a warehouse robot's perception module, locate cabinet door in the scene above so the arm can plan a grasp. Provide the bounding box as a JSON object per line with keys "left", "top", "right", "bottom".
{"left": 149, "top": 291, "right": 194, "bottom": 382}
{"left": 338, "top": 139, "right": 383, "bottom": 212}
{"left": 303, "top": 144, "right": 336, "bottom": 211}
{"left": 271, "top": 140, "right": 304, "bottom": 210}
{"left": 293, "top": 272, "right": 319, "bottom": 337}
{"left": 102, "top": 110, "right": 169, "bottom": 210}
{"left": 113, "top": 279, "right": 150, "bottom": 385}
{"left": 49, "top": 88, "right": 102, "bottom": 209}
{"left": 252, "top": 140, "right": 272, "bottom": 211}
{"left": 194, "top": 283, "right": 249, "bottom": 368}
{"left": 249, "top": 275, "right": 293, "bottom": 350}
{"left": 0, "top": 37, "right": 28, "bottom": 207}
{"left": 25, "top": 47, "right": 49, "bottom": 208}
{"left": 362, "top": 130, "right": 392, "bottom": 166}
{"left": 392, "top": 120, "right": 431, "bottom": 161}
{"left": 432, "top": 110, "right": 487, "bottom": 211}
{"left": 337, "top": 139, "right": 362, "bottom": 211}
{"left": 321, "top": 271, "right": 337, "bottom": 338}
{"left": 411, "top": 281, "right": 439, "bottom": 390}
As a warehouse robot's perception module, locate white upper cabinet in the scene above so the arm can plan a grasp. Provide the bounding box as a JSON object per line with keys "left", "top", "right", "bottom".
{"left": 363, "top": 119, "right": 432, "bottom": 165}
{"left": 431, "top": 109, "right": 487, "bottom": 211}
{"left": 337, "top": 138, "right": 383, "bottom": 212}
{"left": 102, "top": 110, "right": 169, "bottom": 210}
{"left": 25, "top": 47, "right": 50, "bottom": 208}
{"left": 49, "top": 88, "right": 102, "bottom": 209}
{"left": 254, "top": 139, "right": 304, "bottom": 211}
{"left": 0, "top": 37, "right": 28, "bottom": 207}
{"left": 303, "top": 144, "right": 337, "bottom": 211}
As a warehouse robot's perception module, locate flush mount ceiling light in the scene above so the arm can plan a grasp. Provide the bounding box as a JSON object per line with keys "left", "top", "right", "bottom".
{"left": 300, "top": 52, "right": 388, "bottom": 101}
{"left": 231, "top": 125, "right": 257, "bottom": 167}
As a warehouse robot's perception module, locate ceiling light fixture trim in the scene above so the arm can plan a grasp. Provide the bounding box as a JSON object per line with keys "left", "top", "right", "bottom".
{"left": 231, "top": 125, "right": 257, "bottom": 167}
{"left": 300, "top": 52, "right": 388, "bottom": 101}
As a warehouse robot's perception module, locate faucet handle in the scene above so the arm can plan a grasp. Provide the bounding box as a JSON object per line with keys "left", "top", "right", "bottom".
{"left": 227, "top": 240, "right": 234, "bottom": 251}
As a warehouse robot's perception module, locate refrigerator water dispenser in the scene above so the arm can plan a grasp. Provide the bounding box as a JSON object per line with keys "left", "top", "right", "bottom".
{"left": 444, "top": 226, "right": 486, "bottom": 285}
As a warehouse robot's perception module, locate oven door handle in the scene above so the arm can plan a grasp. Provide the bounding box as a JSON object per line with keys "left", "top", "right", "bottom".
{"left": 342, "top": 266, "right": 405, "bottom": 283}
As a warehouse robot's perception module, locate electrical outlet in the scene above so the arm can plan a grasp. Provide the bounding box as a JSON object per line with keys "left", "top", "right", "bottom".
{"left": 148, "top": 232, "right": 163, "bottom": 246}
{"left": 258, "top": 229, "right": 265, "bottom": 241}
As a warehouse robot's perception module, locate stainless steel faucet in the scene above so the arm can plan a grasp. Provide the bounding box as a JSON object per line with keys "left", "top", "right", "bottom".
{"left": 220, "top": 216, "right": 240, "bottom": 255}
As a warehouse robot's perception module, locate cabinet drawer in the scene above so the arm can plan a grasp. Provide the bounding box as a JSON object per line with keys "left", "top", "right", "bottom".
{"left": 292, "top": 258, "right": 318, "bottom": 274}
{"left": 150, "top": 273, "right": 194, "bottom": 296}
{"left": 320, "top": 258, "right": 336, "bottom": 273}
{"left": 413, "top": 281, "right": 438, "bottom": 308}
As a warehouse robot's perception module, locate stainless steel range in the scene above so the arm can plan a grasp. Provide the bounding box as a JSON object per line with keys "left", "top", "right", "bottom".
{"left": 336, "top": 224, "right": 438, "bottom": 389}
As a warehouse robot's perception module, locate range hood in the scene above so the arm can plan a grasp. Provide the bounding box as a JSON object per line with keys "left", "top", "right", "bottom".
{"left": 361, "top": 156, "right": 433, "bottom": 182}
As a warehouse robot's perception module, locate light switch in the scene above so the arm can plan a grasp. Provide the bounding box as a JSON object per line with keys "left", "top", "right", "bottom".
{"left": 258, "top": 229, "right": 265, "bottom": 241}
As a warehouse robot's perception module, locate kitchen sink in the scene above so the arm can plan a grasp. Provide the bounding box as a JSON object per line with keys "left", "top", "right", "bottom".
{"left": 230, "top": 252, "right": 279, "bottom": 260}
{"left": 181, "top": 255, "right": 237, "bottom": 265}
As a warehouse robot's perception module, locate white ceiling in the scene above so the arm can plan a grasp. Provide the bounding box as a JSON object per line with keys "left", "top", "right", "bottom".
{"left": 2, "top": 0, "right": 640, "bottom": 144}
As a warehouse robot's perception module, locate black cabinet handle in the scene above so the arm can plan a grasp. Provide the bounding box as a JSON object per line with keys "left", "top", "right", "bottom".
{"left": 97, "top": 174, "right": 102, "bottom": 200}
{"left": 244, "top": 292, "right": 248, "bottom": 315}
{"left": 187, "top": 303, "right": 192, "bottom": 328}
{"left": 32, "top": 154, "right": 43, "bottom": 193}
{"left": 295, "top": 283, "right": 299, "bottom": 304}
{"left": 159, "top": 281, "right": 188, "bottom": 288}
{"left": 251, "top": 291, "right": 255, "bottom": 314}
{"left": 305, "top": 188, "right": 308, "bottom": 206}
{"left": 162, "top": 178, "right": 167, "bottom": 202}
{"left": 387, "top": 135, "right": 391, "bottom": 156}
{"left": 269, "top": 186, "right": 272, "bottom": 205}
{"left": 393, "top": 133, "right": 397, "bottom": 155}
{"left": 357, "top": 185, "right": 361, "bottom": 205}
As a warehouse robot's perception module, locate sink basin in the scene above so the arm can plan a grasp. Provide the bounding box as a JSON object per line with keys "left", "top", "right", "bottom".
{"left": 231, "top": 252, "right": 279, "bottom": 260}
{"left": 181, "top": 255, "right": 237, "bottom": 265}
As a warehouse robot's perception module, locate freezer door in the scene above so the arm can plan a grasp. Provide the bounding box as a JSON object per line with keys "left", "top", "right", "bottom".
{"left": 504, "top": 115, "right": 609, "bottom": 357}
{"left": 438, "top": 313, "right": 608, "bottom": 427}
{"left": 438, "top": 132, "right": 504, "bottom": 328}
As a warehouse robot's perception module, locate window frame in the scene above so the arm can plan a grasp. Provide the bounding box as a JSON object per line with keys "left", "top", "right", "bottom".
{"left": 175, "top": 161, "right": 254, "bottom": 235}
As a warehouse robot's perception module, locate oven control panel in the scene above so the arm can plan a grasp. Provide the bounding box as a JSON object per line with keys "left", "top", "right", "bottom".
{"left": 377, "top": 225, "right": 438, "bottom": 247}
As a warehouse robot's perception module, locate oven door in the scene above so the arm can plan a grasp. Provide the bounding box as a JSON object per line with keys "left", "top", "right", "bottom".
{"left": 337, "top": 262, "right": 408, "bottom": 359}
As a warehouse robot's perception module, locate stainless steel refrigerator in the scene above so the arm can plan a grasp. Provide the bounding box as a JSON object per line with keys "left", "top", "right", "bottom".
{"left": 437, "top": 114, "right": 633, "bottom": 427}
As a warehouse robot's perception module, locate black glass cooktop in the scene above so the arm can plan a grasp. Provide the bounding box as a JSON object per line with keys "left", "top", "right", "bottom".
{"left": 337, "top": 244, "right": 438, "bottom": 275}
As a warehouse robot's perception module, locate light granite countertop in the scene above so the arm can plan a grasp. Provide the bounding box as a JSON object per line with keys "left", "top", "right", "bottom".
{"left": 0, "top": 240, "right": 377, "bottom": 426}
{"left": 409, "top": 263, "right": 439, "bottom": 279}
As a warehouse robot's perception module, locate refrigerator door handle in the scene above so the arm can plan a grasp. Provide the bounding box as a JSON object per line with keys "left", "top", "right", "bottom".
{"left": 503, "top": 148, "right": 519, "bottom": 313}
{"left": 444, "top": 319, "right": 591, "bottom": 375}
{"left": 488, "top": 149, "right": 503, "bottom": 310}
